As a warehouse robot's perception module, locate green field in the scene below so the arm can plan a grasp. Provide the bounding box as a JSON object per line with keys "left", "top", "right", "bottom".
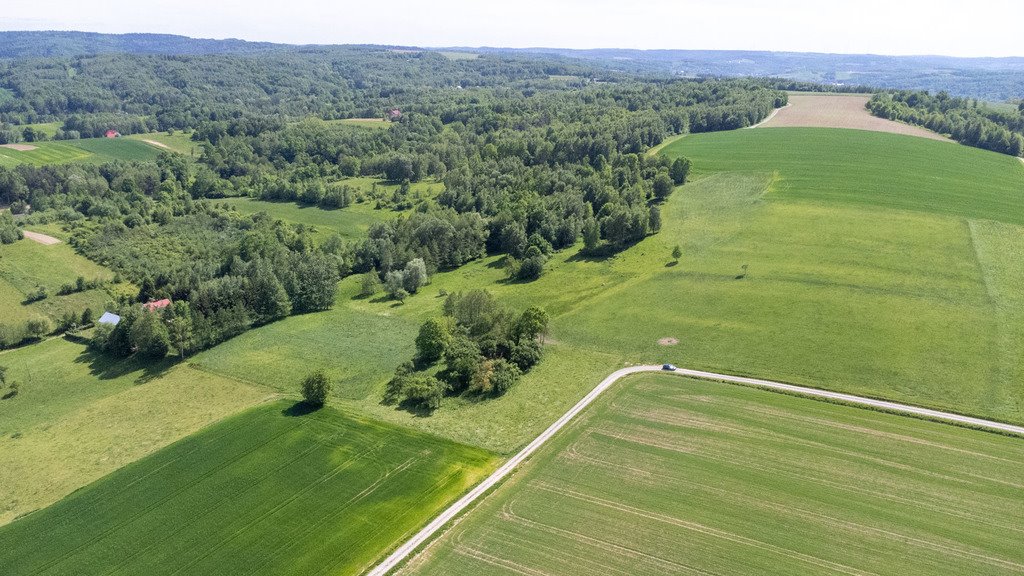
{"left": 0, "top": 234, "right": 121, "bottom": 324}
{"left": 0, "top": 400, "right": 497, "bottom": 576}
{"left": 405, "top": 373, "right": 1024, "bottom": 576}
{"left": 0, "top": 337, "right": 269, "bottom": 525}
{"left": 334, "top": 118, "right": 394, "bottom": 129}
{"left": 227, "top": 178, "right": 443, "bottom": 241}
{"left": 125, "top": 130, "right": 201, "bottom": 155}
{"left": 0, "top": 137, "right": 163, "bottom": 167}
{"left": 192, "top": 128, "right": 1024, "bottom": 458}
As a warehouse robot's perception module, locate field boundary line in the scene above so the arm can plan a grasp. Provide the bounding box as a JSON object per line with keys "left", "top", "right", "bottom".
{"left": 748, "top": 104, "right": 789, "bottom": 129}
{"left": 365, "top": 364, "right": 1024, "bottom": 575}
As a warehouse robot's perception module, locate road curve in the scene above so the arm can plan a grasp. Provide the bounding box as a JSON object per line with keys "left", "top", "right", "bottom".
{"left": 365, "top": 365, "right": 1024, "bottom": 575}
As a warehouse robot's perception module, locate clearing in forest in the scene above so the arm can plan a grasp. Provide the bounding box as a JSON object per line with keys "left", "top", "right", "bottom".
{"left": 0, "top": 400, "right": 497, "bottom": 576}
{"left": 759, "top": 93, "right": 949, "bottom": 142}
{"left": 403, "top": 373, "right": 1024, "bottom": 576}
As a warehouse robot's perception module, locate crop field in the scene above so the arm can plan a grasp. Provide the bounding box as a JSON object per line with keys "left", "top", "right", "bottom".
{"left": 0, "top": 337, "right": 269, "bottom": 525}
{"left": 0, "top": 234, "right": 120, "bottom": 324}
{"left": 404, "top": 373, "right": 1024, "bottom": 576}
{"left": 0, "top": 137, "right": 162, "bottom": 166}
{"left": 0, "top": 400, "right": 498, "bottom": 576}
{"left": 760, "top": 93, "right": 949, "bottom": 141}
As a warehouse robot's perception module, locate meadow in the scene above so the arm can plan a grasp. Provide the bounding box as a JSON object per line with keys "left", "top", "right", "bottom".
{"left": 0, "top": 137, "right": 162, "bottom": 167}
{"left": 0, "top": 400, "right": 498, "bottom": 576}
{"left": 192, "top": 127, "right": 1024, "bottom": 458}
{"left": 404, "top": 373, "right": 1024, "bottom": 576}
{"left": 226, "top": 178, "right": 443, "bottom": 241}
{"left": 124, "top": 130, "right": 201, "bottom": 155}
{"left": 0, "top": 337, "right": 269, "bottom": 525}
{"left": 0, "top": 233, "right": 122, "bottom": 324}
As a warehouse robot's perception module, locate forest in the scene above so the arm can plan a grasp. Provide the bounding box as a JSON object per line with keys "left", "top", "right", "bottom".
{"left": 0, "top": 47, "right": 784, "bottom": 376}
{"left": 868, "top": 90, "right": 1024, "bottom": 156}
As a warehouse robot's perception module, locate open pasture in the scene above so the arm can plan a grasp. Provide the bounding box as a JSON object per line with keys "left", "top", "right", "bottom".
{"left": 0, "top": 234, "right": 119, "bottom": 324}
{"left": 759, "top": 93, "right": 949, "bottom": 141}
{"left": 0, "top": 400, "right": 498, "bottom": 576}
{"left": 0, "top": 337, "right": 268, "bottom": 525}
{"left": 405, "top": 373, "right": 1024, "bottom": 576}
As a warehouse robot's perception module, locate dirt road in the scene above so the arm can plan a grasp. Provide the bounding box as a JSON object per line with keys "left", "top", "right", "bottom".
{"left": 22, "top": 230, "right": 61, "bottom": 245}
{"left": 367, "top": 364, "right": 1024, "bottom": 575}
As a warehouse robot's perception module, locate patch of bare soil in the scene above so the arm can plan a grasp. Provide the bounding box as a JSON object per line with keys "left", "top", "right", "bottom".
{"left": 759, "top": 94, "right": 950, "bottom": 142}
{"left": 140, "top": 139, "right": 170, "bottom": 149}
{"left": 22, "top": 230, "right": 61, "bottom": 245}
{"left": 658, "top": 337, "right": 678, "bottom": 346}
{"left": 0, "top": 144, "right": 38, "bottom": 151}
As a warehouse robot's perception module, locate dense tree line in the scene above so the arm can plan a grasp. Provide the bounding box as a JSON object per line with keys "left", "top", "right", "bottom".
{"left": 868, "top": 91, "right": 1024, "bottom": 157}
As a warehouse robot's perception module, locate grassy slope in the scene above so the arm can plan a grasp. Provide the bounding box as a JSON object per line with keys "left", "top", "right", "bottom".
{"left": 0, "top": 235, "right": 121, "bottom": 324}
{"left": 0, "top": 400, "right": 498, "bottom": 576}
{"left": 405, "top": 373, "right": 1024, "bottom": 576}
{"left": 194, "top": 128, "right": 1024, "bottom": 456}
{"left": 0, "top": 337, "right": 270, "bottom": 525}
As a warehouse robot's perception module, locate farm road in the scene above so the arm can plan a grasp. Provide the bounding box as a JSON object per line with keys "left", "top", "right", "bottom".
{"left": 367, "top": 365, "right": 1024, "bottom": 575}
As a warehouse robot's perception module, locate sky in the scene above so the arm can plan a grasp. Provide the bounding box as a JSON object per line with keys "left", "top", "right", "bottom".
{"left": 2, "top": 0, "right": 1022, "bottom": 58}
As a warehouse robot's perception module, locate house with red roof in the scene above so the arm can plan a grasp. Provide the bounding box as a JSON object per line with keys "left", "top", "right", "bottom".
{"left": 105, "top": 130, "right": 121, "bottom": 138}
{"left": 142, "top": 298, "right": 171, "bottom": 312}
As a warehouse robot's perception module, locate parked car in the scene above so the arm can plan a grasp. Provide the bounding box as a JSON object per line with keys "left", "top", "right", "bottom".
{"left": 662, "top": 364, "right": 677, "bottom": 371}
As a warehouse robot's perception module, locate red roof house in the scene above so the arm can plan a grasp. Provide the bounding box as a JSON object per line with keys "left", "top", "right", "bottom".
{"left": 142, "top": 298, "right": 171, "bottom": 312}
{"left": 386, "top": 108, "right": 402, "bottom": 121}
{"left": 105, "top": 130, "right": 121, "bottom": 138}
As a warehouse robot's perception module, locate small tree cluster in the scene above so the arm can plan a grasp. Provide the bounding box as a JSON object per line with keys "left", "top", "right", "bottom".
{"left": 384, "top": 258, "right": 429, "bottom": 301}
{"left": 385, "top": 290, "right": 549, "bottom": 412}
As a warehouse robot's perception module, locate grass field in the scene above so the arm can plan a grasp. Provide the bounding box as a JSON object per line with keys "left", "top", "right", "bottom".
{"left": 191, "top": 127, "right": 1024, "bottom": 458}
{"left": 125, "top": 130, "right": 201, "bottom": 155}
{"left": 333, "top": 118, "right": 394, "bottom": 129}
{"left": 0, "top": 400, "right": 497, "bottom": 576}
{"left": 0, "top": 337, "right": 270, "bottom": 525}
{"left": 404, "top": 373, "right": 1024, "bottom": 576}
{"left": 227, "top": 178, "right": 443, "bottom": 241}
{"left": 0, "top": 234, "right": 122, "bottom": 324}
{"left": 0, "top": 137, "right": 162, "bottom": 167}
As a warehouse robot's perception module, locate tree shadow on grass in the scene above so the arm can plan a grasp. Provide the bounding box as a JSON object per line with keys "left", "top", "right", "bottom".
{"left": 665, "top": 261, "right": 678, "bottom": 268}
{"left": 566, "top": 243, "right": 632, "bottom": 263}
{"left": 73, "top": 347, "right": 177, "bottom": 384}
{"left": 282, "top": 401, "right": 320, "bottom": 417}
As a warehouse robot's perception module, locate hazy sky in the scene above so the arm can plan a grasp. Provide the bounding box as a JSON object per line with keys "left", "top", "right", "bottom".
{"left": 2, "top": 0, "right": 1022, "bottom": 57}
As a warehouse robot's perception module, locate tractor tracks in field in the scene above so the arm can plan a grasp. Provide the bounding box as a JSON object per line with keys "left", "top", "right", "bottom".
{"left": 365, "top": 365, "right": 1024, "bottom": 575}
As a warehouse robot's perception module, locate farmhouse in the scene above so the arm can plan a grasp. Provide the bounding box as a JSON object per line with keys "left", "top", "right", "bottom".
{"left": 142, "top": 298, "right": 171, "bottom": 312}
{"left": 104, "top": 130, "right": 121, "bottom": 138}
{"left": 97, "top": 311, "right": 121, "bottom": 325}
{"left": 386, "top": 108, "right": 402, "bottom": 121}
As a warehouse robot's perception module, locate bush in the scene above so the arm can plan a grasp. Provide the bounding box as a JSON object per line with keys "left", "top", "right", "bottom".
{"left": 300, "top": 370, "right": 332, "bottom": 407}
{"left": 399, "top": 374, "right": 445, "bottom": 410}
{"left": 517, "top": 256, "right": 544, "bottom": 281}
{"left": 25, "top": 317, "right": 51, "bottom": 340}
